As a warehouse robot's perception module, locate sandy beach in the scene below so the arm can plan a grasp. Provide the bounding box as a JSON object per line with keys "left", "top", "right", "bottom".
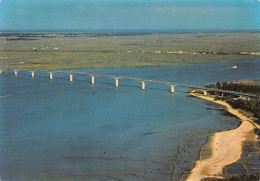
{"left": 187, "top": 91, "right": 259, "bottom": 181}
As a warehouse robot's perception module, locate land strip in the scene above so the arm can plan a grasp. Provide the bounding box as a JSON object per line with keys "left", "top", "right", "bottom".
{"left": 187, "top": 90, "right": 259, "bottom": 180}
{"left": 0, "top": 33, "right": 259, "bottom": 70}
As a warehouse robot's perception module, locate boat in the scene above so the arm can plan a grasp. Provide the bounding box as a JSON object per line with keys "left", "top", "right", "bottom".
{"left": 232, "top": 65, "right": 238, "bottom": 69}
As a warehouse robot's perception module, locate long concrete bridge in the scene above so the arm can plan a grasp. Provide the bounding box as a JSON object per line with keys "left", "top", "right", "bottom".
{"left": 0, "top": 69, "right": 259, "bottom": 98}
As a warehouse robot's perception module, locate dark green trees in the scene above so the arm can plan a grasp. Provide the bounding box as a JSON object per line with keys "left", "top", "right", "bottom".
{"left": 216, "top": 82, "right": 260, "bottom": 95}
{"left": 215, "top": 81, "right": 260, "bottom": 122}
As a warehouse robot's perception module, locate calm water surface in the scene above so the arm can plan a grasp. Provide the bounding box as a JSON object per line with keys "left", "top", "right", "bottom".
{"left": 0, "top": 59, "right": 259, "bottom": 180}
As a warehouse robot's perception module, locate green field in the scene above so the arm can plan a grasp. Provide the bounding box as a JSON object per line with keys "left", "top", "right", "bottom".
{"left": 0, "top": 32, "right": 259, "bottom": 70}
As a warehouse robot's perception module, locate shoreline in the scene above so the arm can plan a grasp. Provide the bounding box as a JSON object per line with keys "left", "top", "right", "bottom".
{"left": 2, "top": 57, "right": 259, "bottom": 71}
{"left": 187, "top": 90, "right": 259, "bottom": 181}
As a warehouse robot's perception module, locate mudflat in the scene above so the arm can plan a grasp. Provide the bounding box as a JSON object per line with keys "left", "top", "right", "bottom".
{"left": 187, "top": 91, "right": 258, "bottom": 180}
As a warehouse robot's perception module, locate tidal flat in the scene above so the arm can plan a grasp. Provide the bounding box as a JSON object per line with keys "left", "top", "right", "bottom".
{"left": 0, "top": 32, "right": 259, "bottom": 70}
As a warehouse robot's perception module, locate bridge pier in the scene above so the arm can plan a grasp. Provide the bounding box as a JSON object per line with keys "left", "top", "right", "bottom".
{"left": 203, "top": 90, "right": 207, "bottom": 96}
{"left": 49, "top": 72, "right": 53, "bottom": 80}
{"left": 141, "top": 81, "right": 145, "bottom": 90}
{"left": 170, "top": 85, "right": 175, "bottom": 93}
{"left": 70, "top": 73, "right": 73, "bottom": 82}
{"left": 91, "top": 76, "right": 95, "bottom": 84}
{"left": 14, "top": 70, "right": 18, "bottom": 76}
{"left": 115, "top": 78, "right": 119, "bottom": 87}
{"left": 31, "top": 71, "right": 35, "bottom": 78}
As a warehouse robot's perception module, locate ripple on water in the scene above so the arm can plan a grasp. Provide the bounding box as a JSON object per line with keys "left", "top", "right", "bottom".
{"left": 1, "top": 59, "right": 260, "bottom": 180}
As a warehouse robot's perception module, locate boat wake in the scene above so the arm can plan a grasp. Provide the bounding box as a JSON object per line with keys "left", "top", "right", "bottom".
{"left": 0, "top": 94, "right": 14, "bottom": 99}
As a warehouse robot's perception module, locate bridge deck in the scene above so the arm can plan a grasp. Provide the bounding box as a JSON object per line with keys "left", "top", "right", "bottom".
{"left": 1, "top": 69, "right": 259, "bottom": 98}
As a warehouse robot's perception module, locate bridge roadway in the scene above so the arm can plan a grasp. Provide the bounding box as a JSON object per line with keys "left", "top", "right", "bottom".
{"left": 0, "top": 69, "right": 259, "bottom": 98}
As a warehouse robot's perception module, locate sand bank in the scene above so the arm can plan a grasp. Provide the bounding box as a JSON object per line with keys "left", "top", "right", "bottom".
{"left": 187, "top": 91, "right": 258, "bottom": 181}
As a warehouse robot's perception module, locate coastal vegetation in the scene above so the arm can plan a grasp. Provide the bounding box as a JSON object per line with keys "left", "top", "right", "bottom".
{"left": 206, "top": 81, "right": 260, "bottom": 123}
{"left": 216, "top": 81, "right": 260, "bottom": 95}
{"left": 0, "top": 32, "right": 259, "bottom": 70}
{"left": 188, "top": 85, "right": 260, "bottom": 181}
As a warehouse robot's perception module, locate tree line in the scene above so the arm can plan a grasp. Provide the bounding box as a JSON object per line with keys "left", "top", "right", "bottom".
{"left": 209, "top": 81, "right": 260, "bottom": 123}
{"left": 225, "top": 96, "right": 260, "bottom": 123}
{"left": 216, "top": 81, "right": 260, "bottom": 95}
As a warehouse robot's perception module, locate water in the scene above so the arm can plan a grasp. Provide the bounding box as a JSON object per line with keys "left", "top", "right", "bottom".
{"left": 0, "top": 59, "right": 259, "bottom": 181}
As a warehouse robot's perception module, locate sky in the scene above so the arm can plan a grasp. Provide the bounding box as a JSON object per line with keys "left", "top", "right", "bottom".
{"left": 0, "top": 0, "right": 259, "bottom": 31}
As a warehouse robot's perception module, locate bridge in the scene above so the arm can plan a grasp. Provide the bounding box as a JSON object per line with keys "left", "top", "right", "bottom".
{"left": 0, "top": 69, "right": 259, "bottom": 98}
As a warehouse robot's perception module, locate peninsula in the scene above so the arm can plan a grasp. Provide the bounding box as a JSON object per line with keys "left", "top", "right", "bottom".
{"left": 188, "top": 81, "right": 260, "bottom": 180}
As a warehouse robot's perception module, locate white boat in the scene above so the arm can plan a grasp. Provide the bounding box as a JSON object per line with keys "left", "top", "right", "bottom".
{"left": 232, "top": 65, "right": 238, "bottom": 69}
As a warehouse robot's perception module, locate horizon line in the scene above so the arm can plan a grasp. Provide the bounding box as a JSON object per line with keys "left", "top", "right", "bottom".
{"left": 1, "top": 29, "right": 260, "bottom": 34}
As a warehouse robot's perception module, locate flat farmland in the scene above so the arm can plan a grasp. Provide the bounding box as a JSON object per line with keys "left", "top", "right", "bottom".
{"left": 0, "top": 32, "right": 259, "bottom": 70}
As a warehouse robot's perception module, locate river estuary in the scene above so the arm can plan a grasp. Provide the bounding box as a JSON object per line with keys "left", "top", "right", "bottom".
{"left": 0, "top": 59, "right": 259, "bottom": 180}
